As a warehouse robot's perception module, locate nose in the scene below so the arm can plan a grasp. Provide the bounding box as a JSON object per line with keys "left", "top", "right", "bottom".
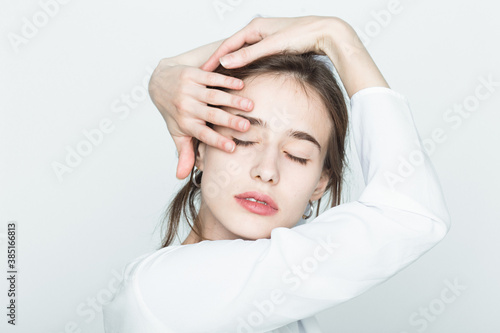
{"left": 250, "top": 148, "right": 280, "bottom": 184}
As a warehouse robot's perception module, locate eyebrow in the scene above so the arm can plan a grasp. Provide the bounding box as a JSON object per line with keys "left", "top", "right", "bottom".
{"left": 235, "top": 114, "right": 322, "bottom": 151}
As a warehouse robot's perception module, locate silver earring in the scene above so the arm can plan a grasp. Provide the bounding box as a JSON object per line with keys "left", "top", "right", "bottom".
{"left": 302, "top": 200, "right": 314, "bottom": 219}
{"left": 192, "top": 167, "right": 202, "bottom": 188}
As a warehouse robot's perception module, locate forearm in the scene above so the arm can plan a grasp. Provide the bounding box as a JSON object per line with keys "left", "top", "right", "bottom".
{"left": 322, "top": 18, "right": 390, "bottom": 98}
{"left": 162, "top": 39, "right": 225, "bottom": 67}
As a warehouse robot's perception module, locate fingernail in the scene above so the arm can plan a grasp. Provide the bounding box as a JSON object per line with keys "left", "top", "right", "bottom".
{"left": 239, "top": 121, "right": 248, "bottom": 130}
{"left": 224, "top": 141, "right": 234, "bottom": 152}
{"left": 245, "top": 100, "right": 253, "bottom": 110}
{"left": 240, "top": 99, "right": 249, "bottom": 110}
{"left": 220, "top": 55, "right": 232, "bottom": 67}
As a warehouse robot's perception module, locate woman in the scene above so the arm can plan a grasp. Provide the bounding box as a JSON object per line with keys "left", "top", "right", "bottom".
{"left": 103, "top": 16, "right": 451, "bottom": 332}
{"left": 162, "top": 50, "right": 349, "bottom": 247}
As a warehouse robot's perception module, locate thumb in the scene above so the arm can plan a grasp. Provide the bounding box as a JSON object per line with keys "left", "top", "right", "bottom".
{"left": 174, "top": 137, "right": 195, "bottom": 180}
{"left": 219, "top": 41, "right": 274, "bottom": 68}
{"left": 200, "top": 56, "right": 220, "bottom": 72}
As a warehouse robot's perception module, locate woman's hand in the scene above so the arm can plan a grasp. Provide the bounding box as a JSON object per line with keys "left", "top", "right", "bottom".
{"left": 201, "top": 16, "right": 336, "bottom": 72}
{"left": 149, "top": 59, "right": 254, "bottom": 180}
{"left": 150, "top": 15, "right": 388, "bottom": 180}
{"left": 201, "top": 15, "right": 388, "bottom": 98}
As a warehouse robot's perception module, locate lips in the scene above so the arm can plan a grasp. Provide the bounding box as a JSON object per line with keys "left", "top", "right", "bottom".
{"left": 234, "top": 191, "right": 279, "bottom": 210}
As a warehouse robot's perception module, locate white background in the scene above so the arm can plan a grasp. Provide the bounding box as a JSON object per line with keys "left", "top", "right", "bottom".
{"left": 1, "top": 0, "right": 499, "bottom": 332}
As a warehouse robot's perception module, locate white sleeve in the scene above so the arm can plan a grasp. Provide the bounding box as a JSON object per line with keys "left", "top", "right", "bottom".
{"left": 103, "top": 87, "right": 451, "bottom": 333}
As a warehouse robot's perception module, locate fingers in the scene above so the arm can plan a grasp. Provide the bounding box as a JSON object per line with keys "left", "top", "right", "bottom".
{"left": 201, "top": 106, "right": 250, "bottom": 132}
{"left": 199, "top": 70, "right": 245, "bottom": 90}
{"left": 189, "top": 69, "right": 254, "bottom": 112}
{"left": 201, "top": 20, "right": 265, "bottom": 71}
{"left": 219, "top": 38, "right": 276, "bottom": 68}
{"left": 194, "top": 124, "right": 236, "bottom": 153}
{"left": 198, "top": 86, "right": 253, "bottom": 113}
{"left": 175, "top": 120, "right": 242, "bottom": 180}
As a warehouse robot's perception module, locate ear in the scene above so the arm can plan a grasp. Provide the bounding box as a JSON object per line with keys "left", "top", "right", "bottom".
{"left": 194, "top": 141, "right": 206, "bottom": 171}
{"left": 310, "top": 170, "right": 329, "bottom": 202}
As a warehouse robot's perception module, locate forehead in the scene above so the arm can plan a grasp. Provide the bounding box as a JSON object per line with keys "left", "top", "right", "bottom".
{"left": 223, "top": 74, "right": 332, "bottom": 145}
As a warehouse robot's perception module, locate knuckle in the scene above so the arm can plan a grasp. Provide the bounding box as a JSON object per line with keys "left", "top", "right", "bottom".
{"left": 205, "top": 89, "right": 218, "bottom": 103}
{"left": 179, "top": 68, "right": 191, "bottom": 80}
{"left": 177, "top": 83, "right": 188, "bottom": 96}
{"left": 205, "top": 109, "right": 217, "bottom": 124}
{"left": 238, "top": 47, "right": 249, "bottom": 60}
{"left": 234, "top": 95, "right": 244, "bottom": 108}
{"left": 224, "top": 76, "right": 235, "bottom": 87}
{"left": 214, "top": 135, "right": 224, "bottom": 150}
{"left": 250, "top": 17, "right": 262, "bottom": 25}
{"left": 198, "top": 128, "right": 210, "bottom": 144}
{"left": 176, "top": 98, "right": 189, "bottom": 111}
{"left": 206, "top": 74, "right": 218, "bottom": 87}
{"left": 228, "top": 115, "right": 238, "bottom": 128}
{"left": 176, "top": 117, "right": 187, "bottom": 129}
{"left": 221, "top": 41, "right": 234, "bottom": 54}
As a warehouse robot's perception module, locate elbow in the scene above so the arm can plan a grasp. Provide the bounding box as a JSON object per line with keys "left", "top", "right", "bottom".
{"left": 432, "top": 209, "right": 452, "bottom": 243}
{"left": 437, "top": 199, "right": 453, "bottom": 237}
{"left": 443, "top": 212, "right": 452, "bottom": 234}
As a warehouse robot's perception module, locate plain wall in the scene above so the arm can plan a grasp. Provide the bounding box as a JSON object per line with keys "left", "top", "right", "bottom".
{"left": 1, "top": 0, "right": 499, "bottom": 332}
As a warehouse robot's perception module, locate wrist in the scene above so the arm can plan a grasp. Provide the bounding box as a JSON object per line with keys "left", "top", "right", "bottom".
{"left": 320, "top": 17, "right": 363, "bottom": 63}
{"left": 159, "top": 57, "right": 180, "bottom": 67}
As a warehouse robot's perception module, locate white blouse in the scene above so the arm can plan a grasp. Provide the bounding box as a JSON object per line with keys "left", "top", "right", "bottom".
{"left": 102, "top": 87, "right": 451, "bottom": 333}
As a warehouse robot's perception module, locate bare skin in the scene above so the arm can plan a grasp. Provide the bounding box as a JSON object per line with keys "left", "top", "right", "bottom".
{"left": 148, "top": 16, "right": 390, "bottom": 245}
{"left": 149, "top": 16, "right": 388, "bottom": 180}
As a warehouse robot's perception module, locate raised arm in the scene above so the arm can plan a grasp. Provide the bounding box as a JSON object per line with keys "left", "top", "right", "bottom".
{"left": 152, "top": 17, "right": 391, "bottom": 179}
{"left": 201, "top": 16, "right": 389, "bottom": 98}
{"left": 321, "top": 18, "right": 390, "bottom": 97}
{"left": 104, "top": 88, "right": 451, "bottom": 332}
{"left": 103, "top": 17, "right": 451, "bottom": 332}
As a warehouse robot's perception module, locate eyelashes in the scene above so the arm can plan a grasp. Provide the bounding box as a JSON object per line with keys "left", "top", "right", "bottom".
{"left": 285, "top": 154, "right": 309, "bottom": 166}
{"left": 232, "top": 137, "right": 309, "bottom": 166}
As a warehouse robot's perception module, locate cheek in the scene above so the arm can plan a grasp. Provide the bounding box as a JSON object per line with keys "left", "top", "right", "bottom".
{"left": 201, "top": 148, "right": 247, "bottom": 197}
{"left": 285, "top": 171, "right": 322, "bottom": 206}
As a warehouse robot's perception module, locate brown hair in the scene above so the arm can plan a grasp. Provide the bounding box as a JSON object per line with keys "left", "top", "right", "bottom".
{"left": 158, "top": 52, "right": 349, "bottom": 248}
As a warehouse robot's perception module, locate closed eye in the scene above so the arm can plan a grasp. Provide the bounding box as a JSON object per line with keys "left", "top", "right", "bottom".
{"left": 232, "top": 137, "right": 309, "bottom": 165}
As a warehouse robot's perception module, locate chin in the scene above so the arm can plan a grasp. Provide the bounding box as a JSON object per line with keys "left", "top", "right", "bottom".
{"left": 234, "top": 222, "right": 278, "bottom": 240}
{"left": 220, "top": 209, "right": 289, "bottom": 240}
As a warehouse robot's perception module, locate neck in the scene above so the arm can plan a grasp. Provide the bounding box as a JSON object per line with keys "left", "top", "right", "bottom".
{"left": 181, "top": 231, "right": 202, "bottom": 245}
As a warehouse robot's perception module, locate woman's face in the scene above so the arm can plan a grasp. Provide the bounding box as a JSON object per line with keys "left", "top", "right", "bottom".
{"left": 195, "top": 74, "right": 332, "bottom": 241}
